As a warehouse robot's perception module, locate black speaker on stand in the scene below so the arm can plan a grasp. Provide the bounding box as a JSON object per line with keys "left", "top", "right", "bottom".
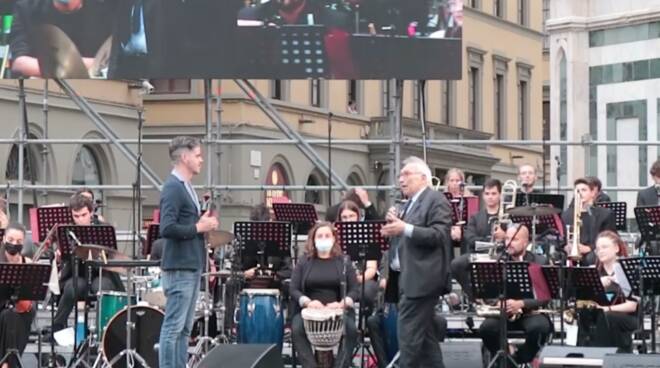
{"left": 197, "top": 344, "right": 283, "bottom": 368}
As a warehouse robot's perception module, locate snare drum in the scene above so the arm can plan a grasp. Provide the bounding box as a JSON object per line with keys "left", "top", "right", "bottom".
{"left": 102, "top": 305, "right": 163, "bottom": 368}
{"left": 238, "top": 289, "right": 283, "bottom": 346}
{"left": 98, "top": 292, "right": 134, "bottom": 337}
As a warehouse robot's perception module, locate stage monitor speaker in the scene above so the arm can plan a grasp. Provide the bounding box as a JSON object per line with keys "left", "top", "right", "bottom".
{"left": 197, "top": 344, "right": 283, "bottom": 368}
{"left": 603, "top": 353, "right": 660, "bottom": 368}
{"left": 440, "top": 341, "right": 483, "bottom": 368}
{"left": 539, "top": 346, "right": 617, "bottom": 367}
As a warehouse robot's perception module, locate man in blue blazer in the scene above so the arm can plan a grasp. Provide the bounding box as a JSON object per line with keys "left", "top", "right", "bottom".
{"left": 158, "top": 136, "right": 218, "bottom": 368}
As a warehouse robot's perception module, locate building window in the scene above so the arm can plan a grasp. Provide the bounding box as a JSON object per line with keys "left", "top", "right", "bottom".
{"left": 265, "top": 163, "right": 290, "bottom": 207}
{"left": 348, "top": 80, "right": 362, "bottom": 114}
{"left": 559, "top": 53, "right": 567, "bottom": 187}
{"left": 310, "top": 79, "right": 321, "bottom": 107}
{"left": 467, "top": 0, "right": 480, "bottom": 9}
{"left": 441, "top": 80, "right": 454, "bottom": 125}
{"left": 382, "top": 80, "right": 392, "bottom": 116}
{"left": 271, "top": 80, "right": 287, "bottom": 100}
{"left": 150, "top": 79, "right": 191, "bottom": 94}
{"left": 542, "top": 0, "right": 550, "bottom": 50}
{"left": 468, "top": 48, "right": 485, "bottom": 130}
{"left": 413, "top": 81, "right": 426, "bottom": 120}
{"left": 72, "top": 146, "right": 102, "bottom": 186}
{"left": 346, "top": 172, "right": 363, "bottom": 186}
{"left": 518, "top": 0, "right": 528, "bottom": 26}
{"left": 494, "top": 0, "right": 504, "bottom": 18}
{"left": 518, "top": 80, "right": 529, "bottom": 139}
{"left": 304, "top": 173, "right": 325, "bottom": 205}
{"left": 494, "top": 74, "right": 504, "bottom": 139}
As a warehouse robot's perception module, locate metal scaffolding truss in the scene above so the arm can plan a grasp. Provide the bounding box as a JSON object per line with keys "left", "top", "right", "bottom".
{"left": 3, "top": 79, "right": 660, "bottom": 220}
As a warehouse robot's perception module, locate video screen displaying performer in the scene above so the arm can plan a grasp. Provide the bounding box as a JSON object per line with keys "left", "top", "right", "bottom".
{"left": 4, "top": 0, "right": 462, "bottom": 79}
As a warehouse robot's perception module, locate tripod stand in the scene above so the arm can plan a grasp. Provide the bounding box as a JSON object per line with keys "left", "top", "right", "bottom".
{"left": 336, "top": 220, "right": 388, "bottom": 368}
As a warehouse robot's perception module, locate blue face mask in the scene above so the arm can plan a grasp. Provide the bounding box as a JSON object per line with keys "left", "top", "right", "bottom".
{"left": 314, "top": 239, "right": 334, "bottom": 253}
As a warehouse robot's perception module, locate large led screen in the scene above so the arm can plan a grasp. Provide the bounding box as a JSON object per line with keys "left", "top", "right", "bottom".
{"left": 2, "top": 0, "right": 463, "bottom": 79}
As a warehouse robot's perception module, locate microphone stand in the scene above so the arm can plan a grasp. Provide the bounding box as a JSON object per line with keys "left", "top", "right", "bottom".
{"left": 555, "top": 156, "right": 561, "bottom": 195}
{"left": 340, "top": 255, "right": 348, "bottom": 367}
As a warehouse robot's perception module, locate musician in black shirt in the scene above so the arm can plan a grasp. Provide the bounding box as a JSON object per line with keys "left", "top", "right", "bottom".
{"left": 290, "top": 222, "right": 359, "bottom": 368}
{"left": 637, "top": 159, "right": 660, "bottom": 206}
{"left": 450, "top": 179, "right": 505, "bottom": 300}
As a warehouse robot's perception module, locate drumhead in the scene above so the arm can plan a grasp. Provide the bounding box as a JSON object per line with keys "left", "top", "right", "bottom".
{"left": 301, "top": 307, "right": 343, "bottom": 322}
{"left": 98, "top": 291, "right": 129, "bottom": 297}
{"left": 240, "top": 288, "right": 280, "bottom": 296}
{"left": 102, "top": 306, "right": 164, "bottom": 368}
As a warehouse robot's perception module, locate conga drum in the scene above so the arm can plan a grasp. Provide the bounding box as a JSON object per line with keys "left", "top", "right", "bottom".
{"left": 301, "top": 308, "right": 344, "bottom": 368}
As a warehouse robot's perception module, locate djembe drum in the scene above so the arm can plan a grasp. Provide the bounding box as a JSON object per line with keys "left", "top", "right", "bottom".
{"left": 301, "top": 308, "right": 344, "bottom": 368}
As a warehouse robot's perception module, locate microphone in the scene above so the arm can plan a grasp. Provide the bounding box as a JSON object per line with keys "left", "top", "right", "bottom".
{"left": 459, "top": 181, "right": 466, "bottom": 190}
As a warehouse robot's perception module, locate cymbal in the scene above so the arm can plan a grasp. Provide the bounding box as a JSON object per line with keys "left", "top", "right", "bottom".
{"left": 74, "top": 244, "right": 120, "bottom": 260}
{"left": 32, "top": 24, "right": 89, "bottom": 78}
{"left": 202, "top": 270, "right": 231, "bottom": 278}
{"left": 206, "top": 230, "right": 234, "bottom": 248}
{"left": 508, "top": 205, "right": 561, "bottom": 217}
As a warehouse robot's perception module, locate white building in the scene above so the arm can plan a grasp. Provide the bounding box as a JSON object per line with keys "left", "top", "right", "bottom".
{"left": 548, "top": 0, "right": 660, "bottom": 213}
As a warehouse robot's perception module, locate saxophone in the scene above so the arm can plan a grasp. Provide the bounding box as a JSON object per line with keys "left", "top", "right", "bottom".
{"left": 567, "top": 188, "right": 583, "bottom": 262}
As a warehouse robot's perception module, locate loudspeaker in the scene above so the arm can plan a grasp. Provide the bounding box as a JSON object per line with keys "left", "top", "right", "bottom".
{"left": 440, "top": 341, "right": 483, "bottom": 368}
{"left": 197, "top": 344, "right": 283, "bottom": 368}
{"left": 603, "top": 353, "right": 660, "bottom": 368}
{"left": 539, "top": 346, "right": 617, "bottom": 367}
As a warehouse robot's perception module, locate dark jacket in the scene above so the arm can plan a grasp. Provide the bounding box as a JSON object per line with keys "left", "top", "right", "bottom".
{"left": 561, "top": 205, "right": 617, "bottom": 265}
{"left": 463, "top": 209, "right": 497, "bottom": 253}
{"left": 289, "top": 255, "right": 359, "bottom": 315}
{"left": 386, "top": 187, "right": 452, "bottom": 299}
{"left": 637, "top": 186, "right": 658, "bottom": 207}
{"left": 159, "top": 174, "right": 204, "bottom": 271}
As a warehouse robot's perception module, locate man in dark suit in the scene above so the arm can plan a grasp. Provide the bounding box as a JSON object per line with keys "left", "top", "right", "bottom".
{"left": 381, "top": 156, "right": 451, "bottom": 367}
{"left": 158, "top": 136, "right": 218, "bottom": 368}
{"left": 450, "top": 179, "right": 505, "bottom": 301}
{"left": 479, "top": 224, "right": 552, "bottom": 366}
{"left": 637, "top": 159, "right": 660, "bottom": 206}
{"left": 562, "top": 177, "right": 617, "bottom": 266}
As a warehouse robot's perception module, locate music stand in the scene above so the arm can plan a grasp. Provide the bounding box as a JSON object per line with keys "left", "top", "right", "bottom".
{"left": 29, "top": 205, "right": 72, "bottom": 243}
{"left": 471, "top": 261, "right": 533, "bottom": 368}
{"left": 335, "top": 220, "right": 388, "bottom": 368}
{"left": 144, "top": 224, "right": 160, "bottom": 257}
{"left": 0, "top": 263, "right": 51, "bottom": 368}
{"left": 596, "top": 202, "right": 627, "bottom": 231}
{"left": 516, "top": 193, "right": 565, "bottom": 210}
{"left": 510, "top": 213, "right": 563, "bottom": 255}
{"left": 620, "top": 256, "right": 660, "bottom": 353}
{"left": 55, "top": 225, "right": 117, "bottom": 367}
{"left": 541, "top": 265, "right": 569, "bottom": 345}
{"left": 273, "top": 203, "right": 317, "bottom": 263}
{"left": 233, "top": 221, "right": 291, "bottom": 277}
{"left": 633, "top": 206, "right": 660, "bottom": 353}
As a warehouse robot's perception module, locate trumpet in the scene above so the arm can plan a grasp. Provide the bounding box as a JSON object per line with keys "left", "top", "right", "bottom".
{"left": 567, "top": 188, "right": 583, "bottom": 262}
{"left": 563, "top": 300, "right": 599, "bottom": 324}
{"left": 490, "top": 180, "right": 517, "bottom": 243}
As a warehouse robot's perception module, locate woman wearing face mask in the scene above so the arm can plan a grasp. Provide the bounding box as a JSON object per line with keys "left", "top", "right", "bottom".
{"left": 0, "top": 223, "right": 35, "bottom": 368}
{"left": 578, "top": 231, "right": 638, "bottom": 352}
{"left": 336, "top": 200, "right": 379, "bottom": 314}
{"left": 290, "top": 222, "right": 359, "bottom": 368}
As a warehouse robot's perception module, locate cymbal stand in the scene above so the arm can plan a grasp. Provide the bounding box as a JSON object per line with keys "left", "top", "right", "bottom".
{"left": 188, "top": 244, "right": 220, "bottom": 366}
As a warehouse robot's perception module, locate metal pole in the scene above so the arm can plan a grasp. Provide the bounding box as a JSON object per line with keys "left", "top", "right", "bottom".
{"left": 42, "top": 79, "right": 49, "bottom": 203}
{"left": 17, "top": 79, "right": 25, "bottom": 221}
{"left": 205, "top": 80, "right": 213, "bottom": 194}
{"left": 419, "top": 80, "right": 428, "bottom": 163}
{"left": 393, "top": 80, "right": 403, "bottom": 196}
{"left": 328, "top": 112, "right": 333, "bottom": 207}
{"left": 215, "top": 81, "right": 223, "bottom": 214}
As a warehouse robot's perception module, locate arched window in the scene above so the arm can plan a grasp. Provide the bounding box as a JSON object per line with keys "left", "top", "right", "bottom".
{"left": 5, "top": 133, "right": 42, "bottom": 182}
{"left": 346, "top": 172, "right": 363, "bottom": 186}
{"left": 304, "top": 172, "right": 326, "bottom": 205}
{"left": 265, "top": 163, "right": 290, "bottom": 207}
{"left": 72, "top": 146, "right": 103, "bottom": 186}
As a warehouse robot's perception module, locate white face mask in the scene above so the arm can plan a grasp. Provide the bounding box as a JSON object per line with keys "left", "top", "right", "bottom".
{"left": 315, "top": 238, "right": 334, "bottom": 253}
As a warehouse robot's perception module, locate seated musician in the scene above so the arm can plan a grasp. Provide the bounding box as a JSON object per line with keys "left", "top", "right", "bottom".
{"left": 290, "top": 222, "right": 359, "bottom": 368}
{"left": 51, "top": 194, "right": 124, "bottom": 336}
{"left": 366, "top": 250, "right": 447, "bottom": 368}
{"left": 517, "top": 164, "right": 540, "bottom": 203}
{"left": 0, "top": 223, "right": 36, "bottom": 368}
{"left": 478, "top": 224, "right": 552, "bottom": 366}
{"left": 450, "top": 179, "right": 505, "bottom": 301}
{"left": 562, "top": 177, "right": 617, "bottom": 266}
{"left": 335, "top": 200, "right": 379, "bottom": 313}
{"left": 578, "top": 231, "right": 638, "bottom": 352}
{"left": 74, "top": 188, "right": 105, "bottom": 223}
{"left": 325, "top": 188, "right": 379, "bottom": 223}
{"left": 637, "top": 159, "right": 660, "bottom": 206}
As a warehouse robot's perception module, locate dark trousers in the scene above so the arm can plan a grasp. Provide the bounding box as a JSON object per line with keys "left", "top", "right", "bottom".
{"left": 398, "top": 294, "right": 444, "bottom": 368}
{"left": 449, "top": 253, "right": 472, "bottom": 300}
{"left": 292, "top": 309, "right": 358, "bottom": 368}
{"left": 579, "top": 311, "right": 638, "bottom": 353}
{"left": 53, "top": 273, "right": 124, "bottom": 330}
{"left": 479, "top": 314, "right": 552, "bottom": 363}
{"left": 367, "top": 307, "right": 447, "bottom": 368}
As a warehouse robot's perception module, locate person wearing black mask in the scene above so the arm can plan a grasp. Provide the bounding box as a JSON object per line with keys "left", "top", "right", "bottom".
{"left": 0, "top": 222, "right": 36, "bottom": 368}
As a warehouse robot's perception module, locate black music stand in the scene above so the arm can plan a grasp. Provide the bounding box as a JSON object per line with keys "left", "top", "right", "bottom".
{"left": 56, "top": 225, "right": 117, "bottom": 367}
{"left": 620, "top": 256, "right": 660, "bottom": 353}
{"left": 0, "top": 263, "right": 51, "bottom": 368}
{"left": 29, "top": 206, "right": 73, "bottom": 243}
{"left": 633, "top": 206, "right": 660, "bottom": 353}
{"left": 510, "top": 213, "right": 562, "bottom": 255}
{"left": 335, "top": 220, "right": 388, "bottom": 368}
{"left": 516, "top": 193, "right": 565, "bottom": 210}
{"left": 596, "top": 202, "right": 627, "bottom": 231}
{"left": 471, "top": 261, "right": 533, "bottom": 368}
{"left": 541, "top": 265, "right": 570, "bottom": 345}
{"left": 564, "top": 267, "right": 614, "bottom": 347}
{"left": 144, "top": 224, "right": 160, "bottom": 258}
{"left": 273, "top": 203, "right": 317, "bottom": 263}
{"left": 233, "top": 221, "right": 291, "bottom": 278}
